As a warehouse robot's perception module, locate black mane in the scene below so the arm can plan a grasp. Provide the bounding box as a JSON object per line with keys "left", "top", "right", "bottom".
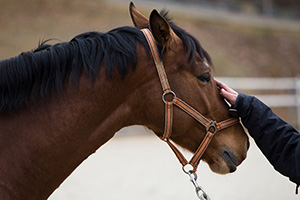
{"left": 160, "top": 10, "right": 212, "bottom": 66}
{"left": 0, "top": 13, "right": 211, "bottom": 113}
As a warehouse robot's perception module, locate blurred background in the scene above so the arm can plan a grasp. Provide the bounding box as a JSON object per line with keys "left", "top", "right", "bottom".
{"left": 1, "top": 0, "right": 299, "bottom": 199}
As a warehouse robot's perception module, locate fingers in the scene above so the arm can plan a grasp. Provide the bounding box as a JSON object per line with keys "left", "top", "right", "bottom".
{"left": 215, "top": 79, "right": 237, "bottom": 94}
{"left": 220, "top": 88, "right": 237, "bottom": 105}
{"left": 214, "top": 79, "right": 223, "bottom": 88}
{"left": 214, "top": 79, "right": 233, "bottom": 93}
{"left": 214, "top": 78, "right": 238, "bottom": 106}
{"left": 220, "top": 87, "right": 231, "bottom": 99}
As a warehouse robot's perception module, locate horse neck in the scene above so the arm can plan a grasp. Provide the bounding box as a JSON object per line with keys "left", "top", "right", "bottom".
{"left": 0, "top": 52, "right": 153, "bottom": 199}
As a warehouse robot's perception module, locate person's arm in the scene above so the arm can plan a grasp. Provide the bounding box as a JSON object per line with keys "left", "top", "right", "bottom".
{"left": 215, "top": 79, "right": 300, "bottom": 187}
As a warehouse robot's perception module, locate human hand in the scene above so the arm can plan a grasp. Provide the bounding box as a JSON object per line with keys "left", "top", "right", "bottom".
{"left": 214, "top": 79, "right": 238, "bottom": 106}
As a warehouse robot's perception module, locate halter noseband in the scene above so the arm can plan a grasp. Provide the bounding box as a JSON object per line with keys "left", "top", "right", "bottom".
{"left": 141, "top": 28, "right": 239, "bottom": 199}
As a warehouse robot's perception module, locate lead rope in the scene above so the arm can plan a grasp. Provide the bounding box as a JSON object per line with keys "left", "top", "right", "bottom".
{"left": 141, "top": 28, "right": 238, "bottom": 200}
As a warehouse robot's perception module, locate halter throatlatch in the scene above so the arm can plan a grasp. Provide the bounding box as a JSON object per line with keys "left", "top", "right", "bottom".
{"left": 141, "top": 28, "right": 239, "bottom": 200}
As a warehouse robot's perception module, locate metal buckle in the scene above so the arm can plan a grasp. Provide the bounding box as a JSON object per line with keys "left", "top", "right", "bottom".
{"left": 206, "top": 120, "right": 217, "bottom": 134}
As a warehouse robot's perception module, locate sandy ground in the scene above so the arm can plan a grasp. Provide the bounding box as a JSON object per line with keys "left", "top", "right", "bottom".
{"left": 48, "top": 126, "right": 298, "bottom": 200}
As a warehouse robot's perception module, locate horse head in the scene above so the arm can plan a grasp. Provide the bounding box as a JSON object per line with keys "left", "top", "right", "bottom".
{"left": 129, "top": 3, "right": 249, "bottom": 174}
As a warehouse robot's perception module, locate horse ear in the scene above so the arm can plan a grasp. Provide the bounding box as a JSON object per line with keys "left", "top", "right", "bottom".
{"left": 149, "top": 10, "right": 179, "bottom": 48}
{"left": 129, "top": 2, "right": 149, "bottom": 28}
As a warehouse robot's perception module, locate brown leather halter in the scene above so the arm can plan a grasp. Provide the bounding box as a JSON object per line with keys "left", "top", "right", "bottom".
{"left": 141, "top": 28, "right": 240, "bottom": 174}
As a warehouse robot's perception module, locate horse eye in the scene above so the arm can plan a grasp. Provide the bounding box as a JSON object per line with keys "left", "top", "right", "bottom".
{"left": 197, "top": 73, "right": 211, "bottom": 82}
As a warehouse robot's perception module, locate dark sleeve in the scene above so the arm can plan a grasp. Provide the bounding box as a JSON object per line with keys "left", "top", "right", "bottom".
{"left": 233, "top": 93, "right": 300, "bottom": 186}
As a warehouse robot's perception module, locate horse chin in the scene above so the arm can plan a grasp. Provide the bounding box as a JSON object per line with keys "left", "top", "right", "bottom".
{"left": 204, "top": 150, "right": 239, "bottom": 175}
{"left": 208, "top": 161, "right": 235, "bottom": 175}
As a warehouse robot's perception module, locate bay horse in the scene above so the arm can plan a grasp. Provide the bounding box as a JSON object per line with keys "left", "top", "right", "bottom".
{"left": 0, "top": 3, "right": 248, "bottom": 199}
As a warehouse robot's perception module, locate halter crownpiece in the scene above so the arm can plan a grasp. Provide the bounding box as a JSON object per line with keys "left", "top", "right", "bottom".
{"left": 141, "top": 28, "right": 239, "bottom": 200}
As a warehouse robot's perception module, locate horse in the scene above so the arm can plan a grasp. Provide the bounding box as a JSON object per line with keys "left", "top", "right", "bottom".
{"left": 0, "top": 3, "right": 249, "bottom": 199}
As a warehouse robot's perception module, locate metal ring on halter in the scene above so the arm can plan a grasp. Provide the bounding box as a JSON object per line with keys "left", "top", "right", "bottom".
{"left": 206, "top": 120, "right": 217, "bottom": 134}
{"left": 182, "top": 164, "right": 194, "bottom": 174}
{"left": 162, "top": 90, "right": 176, "bottom": 104}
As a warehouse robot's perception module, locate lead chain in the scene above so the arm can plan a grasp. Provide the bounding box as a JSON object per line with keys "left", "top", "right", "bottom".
{"left": 186, "top": 171, "right": 210, "bottom": 200}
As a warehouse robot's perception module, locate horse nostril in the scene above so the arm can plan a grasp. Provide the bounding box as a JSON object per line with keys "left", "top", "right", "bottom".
{"left": 247, "top": 140, "right": 250, "bottom": 150}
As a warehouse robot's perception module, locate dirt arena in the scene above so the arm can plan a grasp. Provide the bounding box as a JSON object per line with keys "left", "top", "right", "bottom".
{"left": 49, "top": 126, "right": 298, "bottom": 200}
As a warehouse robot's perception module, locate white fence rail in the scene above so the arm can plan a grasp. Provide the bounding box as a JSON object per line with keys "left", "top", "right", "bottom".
{"left": 217, "top": 77, "right": 300, "bottom": 130}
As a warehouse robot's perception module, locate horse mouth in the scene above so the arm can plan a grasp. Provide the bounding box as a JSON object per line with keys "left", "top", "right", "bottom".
{"left": 222, "top": 150, "right": 239, "bottom": 173}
